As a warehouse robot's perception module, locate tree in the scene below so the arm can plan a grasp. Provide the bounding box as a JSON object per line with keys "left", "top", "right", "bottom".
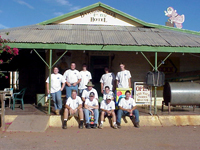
{"left": 0, "top": 35, "right": 19, "bottom": 78}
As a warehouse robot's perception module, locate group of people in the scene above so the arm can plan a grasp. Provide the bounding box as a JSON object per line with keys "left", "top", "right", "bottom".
{"left": 46, "top": 62, "right": 140, "bottom": 129}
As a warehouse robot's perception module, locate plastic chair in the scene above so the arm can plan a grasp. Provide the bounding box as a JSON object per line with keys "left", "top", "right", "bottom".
{"left": 4, "top": 88, "right": 13, "bottom": 108}
{"left": 12, "top": 88, "right": 27, "bottom": 110}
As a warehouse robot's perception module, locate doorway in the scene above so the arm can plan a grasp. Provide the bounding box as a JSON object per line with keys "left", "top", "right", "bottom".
{"left": 90, "top": 56, "right": 110, "bottom": 94}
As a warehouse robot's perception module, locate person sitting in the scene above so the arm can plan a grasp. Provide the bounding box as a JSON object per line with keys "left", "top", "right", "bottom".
{"left": 117, "top": 90, "right": 140, "bottom": 128}
{"left": 103, "top": 86, "right": 115, "bottom": 101}
{"left": 99, "top": 95, "right": 117, "bottom": 129}
{"left": 84, "top": 92, "right": 99, "bottom": 129}
{"left": 63, "top": 90, "right": 84, "bottom": 129}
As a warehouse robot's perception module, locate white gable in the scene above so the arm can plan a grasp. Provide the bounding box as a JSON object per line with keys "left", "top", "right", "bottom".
{"left": 59, "top": 9, "right": 134, "bottom": 26}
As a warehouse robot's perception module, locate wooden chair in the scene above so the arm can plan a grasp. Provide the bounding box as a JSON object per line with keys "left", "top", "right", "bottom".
{"left": 12, "top": 88, "right": 27, "bottom": 110}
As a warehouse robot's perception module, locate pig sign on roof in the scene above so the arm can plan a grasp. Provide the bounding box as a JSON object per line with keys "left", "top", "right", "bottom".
{"left": 164, "top": 7, "right": 185, "bottom": 29}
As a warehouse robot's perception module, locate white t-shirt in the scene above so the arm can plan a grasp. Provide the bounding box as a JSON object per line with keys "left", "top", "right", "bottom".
{"left": 100, "top": 73, "right": 115, "bottom": 90}
{"left": 100, "top": 100, "right": 115, "bottom": 111}
{"left": 82, "top": 88, "right": 98, "bottom": 100}
{"left": 103, "top": 91, "right": 115, "bottom": 100}
{"left": 118, "top": 97, "right": 136, "bottom": 110}
{"left": 116, "top": 70, "right": 131, "bottom": 88}
{"left": 63, "top": 69, "right": 81, "bottom": 84}
{"left": 85, "top": 98, "right": 99, "bottom": 109}
{"left": 66, "top": 96, "right": 83, "bottom": 110}
{"left": 46, "top": 73, "right": 65, "bottom": 93}
{"left": 78, "top": 70, "right": 92, "bottom": 90}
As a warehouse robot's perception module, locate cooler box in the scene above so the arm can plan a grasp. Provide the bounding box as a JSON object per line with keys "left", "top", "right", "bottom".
{"left": 37, "top": 94, "right": 45, "bottom": 106}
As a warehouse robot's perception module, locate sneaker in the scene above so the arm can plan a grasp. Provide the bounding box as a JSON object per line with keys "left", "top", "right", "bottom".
{"left": 99, "top": 123, "right": 103, "bottom": 129}
{"left": 93, "top": 124, "right": 97, "bottom": 129}
{"left": 86, "top": 123, "right": 91, "bottom": 129}
{"left": 63, "top": 121, "right": 67, "bottom": 129}
{"left": 79, "top": 121, "right": 84, "bottom": 129}
{"left": 117, "top": 123, "right": 121, "bottom": 129}
{"left": 134, "top": 122, "right": 140, "bottom": 128}
{"left": 113, "top": 123, "right": 117, "bottom": 129}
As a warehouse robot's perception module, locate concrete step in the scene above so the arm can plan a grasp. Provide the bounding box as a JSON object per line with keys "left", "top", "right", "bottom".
{"left": 6, "top": 115, "right": 50, "bottom": 132}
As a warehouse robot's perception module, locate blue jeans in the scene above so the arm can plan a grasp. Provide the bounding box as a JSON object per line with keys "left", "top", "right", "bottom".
{"left": 84, "top": 109, "right": 99, "bottom": 124}
{"left": 51, "top": 90, "right": 62, "bottom": 110}
{"left": 117, "top": 109, "right": 139, "bottom": 124}
{"left": 79, "top": 89, "right": 84, "bottom": 97}
{"left": 66, "top": 85, "right": 78, "bottom": 99}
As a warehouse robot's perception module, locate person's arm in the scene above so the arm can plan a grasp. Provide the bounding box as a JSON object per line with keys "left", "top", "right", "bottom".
{"left": 101, "top": 83, "right": 104, "bottom": 94}
{"left": 116, "top": 80, "right": 119, "bottom": 88}
{"left": 65, "top": 104, "right": 71, "bottom": 109}
{"left": 128, "top": 78, "right": 131, "bottom": 88}
{"left": 73, "top": 78, "right": 81, "bottom": 86}
{"left": 46, "top": 82, "right": 50, "bottom": 94}
{"left": 61, "top": 82, "right": 65, "bottom": 91}
{"left": 77, "top": 104, "right": 82, "bottom": 110}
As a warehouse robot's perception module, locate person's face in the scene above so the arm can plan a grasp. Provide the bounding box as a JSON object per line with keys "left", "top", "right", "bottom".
{"left": 105, "top": 88, "right": 110, "bottom": 94}
{"left": 53, "top": 67, "right": 59, "bottom": 74}
{"left": 71, "top": 92, "right": 77, "bottom": 99}
{"left": 120, "top": 64, "right": 125, "bottom": 71}
{"left": 106, "top": 99, "right": 111, "bottom": 104}
{"left": 82, "top": 66, "right": 87, "bottom": 70}
{"left": 125, "top": 92, "right": 130, "bottom": 99}
{"left": 104, "top": 67, "right": 109, "bottom": 72}
{"left": 71, "top": 63, "right": 76, "bottom": 70}
{"left": 89, "top": 96, "right": 94, "bottom": 101}
{"left": 87, "top": 86, "right": 92, "bottom": 91}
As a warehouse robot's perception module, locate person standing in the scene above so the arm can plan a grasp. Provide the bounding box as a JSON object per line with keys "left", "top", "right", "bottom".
{"left": 63, "top": 62, "right": 81, "bottom": 99}
{"left": 46, "top": 67, "right": 65, "bottom": 115}
{"left": 63, "top": 90, "right": 84, "bottom": 129}
{"left": 116, "top": 63, "right": 131, "bottom": 88}
{"left": 81, "top": 81, "right": 98, "bottom": 102}
{"left": 117, "top": 90, "right": 140, "bottom": 128}
{"left": 100, "top": 66, "right": 115, "bottom": 93}
{"left": 78, "top": 63, "right": 92, "bottom": 96}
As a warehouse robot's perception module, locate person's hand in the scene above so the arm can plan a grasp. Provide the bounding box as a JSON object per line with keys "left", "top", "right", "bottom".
{"left": 47, "top": 89, "right": 50, "bottom": 94}
{"left": 127, "top": 109, "right": 131, "bottom": 113}
{"left": 90, "top": 110, "right": 94, "bottom": 116}
{"left": 73, "top": 83, "right": 77, "bottom": 86}
{"left": 69, "top": 108, "right": 73, "bottom": 114}
{"left": 66, "top": 82, "right": 71, "bottom": 87}
{"left": 60, "top": 88, "right": 63, "bottom": 91}
{"left": 130, "top": 113, "right": 133, "bottom": 117}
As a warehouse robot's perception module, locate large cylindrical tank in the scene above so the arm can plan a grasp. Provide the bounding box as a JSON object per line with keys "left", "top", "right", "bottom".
{"left": 163, "top": 82, "right": 200, "bottom": 105}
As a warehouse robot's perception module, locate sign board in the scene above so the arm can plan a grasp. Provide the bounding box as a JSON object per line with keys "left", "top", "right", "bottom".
{"left": 134, "top": 82, "right": 150, "bottom": 103}
{"left": 60, "top": 9, "right": 134, "bottom": 26}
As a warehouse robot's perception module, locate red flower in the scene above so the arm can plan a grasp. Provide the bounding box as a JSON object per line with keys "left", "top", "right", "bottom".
{"left": 117, "top": 91, "right": 122, "bottom": 96}
{"left": 0, "top": 60, "right": 3, "bottom": 64}
{"left": 5, "top": 76, "right": 8, "bottom": 79}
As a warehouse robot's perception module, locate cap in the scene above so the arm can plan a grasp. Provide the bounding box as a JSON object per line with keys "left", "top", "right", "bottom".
{"left": 106, "top": 95, "right": 112, "bottom": 100}
{"left": 89, "top": 92, "right": 95, "bottom": 97}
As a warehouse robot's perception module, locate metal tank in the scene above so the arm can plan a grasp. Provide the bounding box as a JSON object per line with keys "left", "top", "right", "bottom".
{"left": 163, "top": 82, "right": 200, "bottom": 105}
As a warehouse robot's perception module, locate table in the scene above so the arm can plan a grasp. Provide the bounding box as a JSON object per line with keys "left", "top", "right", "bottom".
{"left": 0, "top": 91, "right": 9, "bottom": 131}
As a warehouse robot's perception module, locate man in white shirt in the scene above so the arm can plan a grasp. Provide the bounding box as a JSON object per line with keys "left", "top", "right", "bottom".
{"left": 116, "top": 63, "right": 131, "bottom": 88}
{"left": 81, "top": 81, "right": 98, "bottom": 102}
{"left": 63, "top": 62, "right": 81, "bottom": 99}
{"left": 100, "top": 66, "right": 115, "bottom": 93}
{"left": 63, "top": 90, "right": 84, "bottom": 129}
{"left": 46, "top": 67, "right": 65, "bottom": 115}
{"left": 103, "top": 86, "right": 114, "bottom": 101}
{"left": 78, "top": 63, "right": 92, "bottom": 96}
{"left": 84, "top": 92, "right": 99, "bottom": 129}
{"left": 99, "top": 95, "right": 117, "bottom": 129}
{"left": 117, "top": 90, "right": 140, "bottom": 128}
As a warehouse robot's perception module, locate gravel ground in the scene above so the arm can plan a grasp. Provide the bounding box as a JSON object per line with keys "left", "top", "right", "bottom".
{"left": 0, "top": 126, "right": 200, "bottom": 150}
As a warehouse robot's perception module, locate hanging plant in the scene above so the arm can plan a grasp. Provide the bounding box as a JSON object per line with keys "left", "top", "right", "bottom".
{"left": 0, "top": 34, "right": 19, "bottom": 78}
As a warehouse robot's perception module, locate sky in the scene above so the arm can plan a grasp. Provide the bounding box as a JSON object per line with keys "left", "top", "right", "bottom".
{"left": 0, "top": 0, "right": 200, "bottom": 31}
